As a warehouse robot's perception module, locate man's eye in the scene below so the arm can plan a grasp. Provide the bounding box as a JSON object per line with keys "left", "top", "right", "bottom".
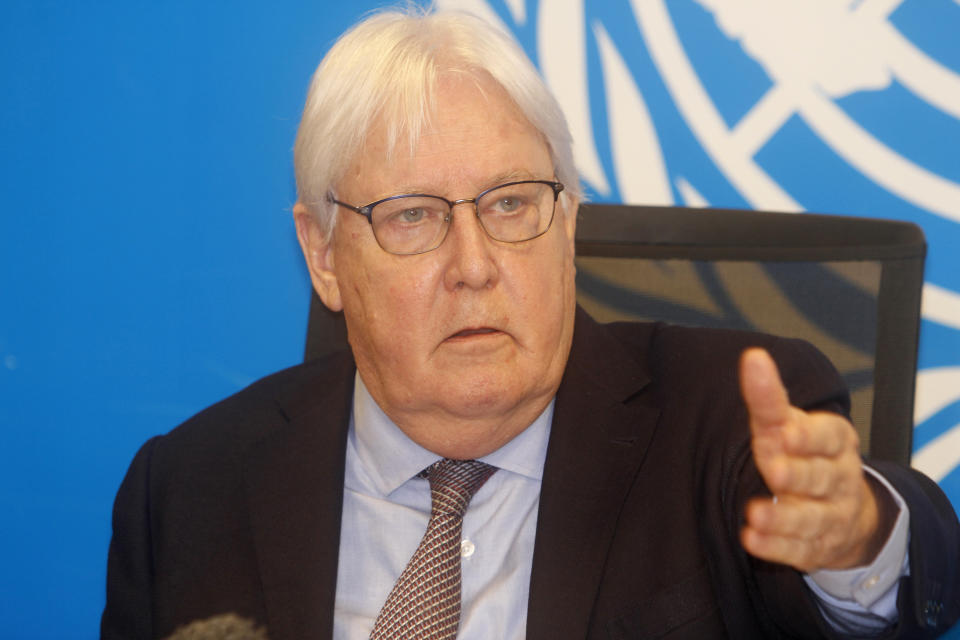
{"left": 399, "top": 208, "right": 427, "bottom": 223}
{"left": 492, "top": 197, "right": 524, "bottom": 213}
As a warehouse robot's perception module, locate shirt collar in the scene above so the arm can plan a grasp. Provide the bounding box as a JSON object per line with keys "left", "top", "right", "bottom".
{"left": 351, "top": 372, "right": 552, "bottom": 497}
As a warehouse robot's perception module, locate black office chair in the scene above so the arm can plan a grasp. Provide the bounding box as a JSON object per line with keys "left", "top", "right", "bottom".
{"left": 305, "top": 204, "right": 926, "bottom": 465}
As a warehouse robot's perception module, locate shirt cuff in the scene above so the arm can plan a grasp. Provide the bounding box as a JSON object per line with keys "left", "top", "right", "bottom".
{"left": 805, "top": 465, "right": 910, "bottom": 610}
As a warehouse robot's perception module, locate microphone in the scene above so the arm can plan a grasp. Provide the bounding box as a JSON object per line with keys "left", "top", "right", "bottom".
{"left": 163, "top": 613, "right": 269, "bottom": 640}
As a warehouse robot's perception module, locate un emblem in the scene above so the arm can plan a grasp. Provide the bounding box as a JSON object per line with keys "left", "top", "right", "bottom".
{"left": 439, "top": 0, "right": 960, "bottom": 505}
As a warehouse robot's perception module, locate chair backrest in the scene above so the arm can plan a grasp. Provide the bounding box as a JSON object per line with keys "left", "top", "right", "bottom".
{"left": 304, "top": 203, "right": 926, "bottom": 465}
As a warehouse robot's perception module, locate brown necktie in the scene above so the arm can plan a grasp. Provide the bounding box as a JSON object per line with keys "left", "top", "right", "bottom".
{"left": 369, "top": 459, "right": 497, "bottom": 639}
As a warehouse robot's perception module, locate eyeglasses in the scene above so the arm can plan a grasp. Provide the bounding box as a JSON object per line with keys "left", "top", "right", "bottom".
{"left": 328, "top": 180, "right": 564, "bottom": 255}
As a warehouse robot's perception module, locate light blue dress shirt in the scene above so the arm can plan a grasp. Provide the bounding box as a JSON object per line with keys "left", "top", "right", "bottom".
{"left": 333, "top": 374, "right": 550, "bottom": 639}
{"left": 333, "top": 374, "right": 907, "bottom": 638}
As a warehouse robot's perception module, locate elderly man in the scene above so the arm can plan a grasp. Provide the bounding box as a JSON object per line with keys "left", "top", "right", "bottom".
{"left": 102, "top": 8, "right": 959, "bottom": 640}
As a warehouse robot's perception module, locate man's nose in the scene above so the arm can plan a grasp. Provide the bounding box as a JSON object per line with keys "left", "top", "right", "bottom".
{"left": 442, "top": 204, "right": 499, "bottom": 291}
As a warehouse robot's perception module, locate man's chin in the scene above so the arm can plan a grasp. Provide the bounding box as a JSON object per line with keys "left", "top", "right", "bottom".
{"left": 384, "top": 380, "right": 551, "bottom": 457}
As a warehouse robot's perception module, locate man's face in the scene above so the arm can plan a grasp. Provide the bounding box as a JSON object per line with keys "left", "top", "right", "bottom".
{"left": 295, "top": 73, "right": 578, "bottom": 459}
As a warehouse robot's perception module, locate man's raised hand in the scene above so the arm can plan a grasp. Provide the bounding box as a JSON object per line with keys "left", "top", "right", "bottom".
{"left": 738, "top": 348, "right": 892, "bottom": 572}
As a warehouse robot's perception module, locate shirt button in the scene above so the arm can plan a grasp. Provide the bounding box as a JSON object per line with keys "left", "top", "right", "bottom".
{"left": 461, "top": 539, "right": 476, "bottom": 558}
{"left": 863, "top": 576, "right": 880, "bottom": 589}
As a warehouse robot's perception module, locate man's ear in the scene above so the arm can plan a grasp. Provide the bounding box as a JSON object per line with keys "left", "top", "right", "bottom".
{"left": 561, "top": 195, "right": 579, "bottom": 255}
{"left": 293, "top": 202, "right": 343, "bottom": 312}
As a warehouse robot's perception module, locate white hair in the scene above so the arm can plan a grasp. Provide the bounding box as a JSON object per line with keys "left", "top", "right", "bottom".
{"left": 293, "top": 6, "right": 580, "bottom": 239}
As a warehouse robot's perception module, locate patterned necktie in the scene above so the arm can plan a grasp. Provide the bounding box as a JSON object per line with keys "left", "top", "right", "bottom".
{"left": 370, "top": 458, "right": 497, "bottom": 640}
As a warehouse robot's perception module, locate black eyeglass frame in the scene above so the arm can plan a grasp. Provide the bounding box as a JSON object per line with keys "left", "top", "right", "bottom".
{"left": 327, "top": 179, "right": 565, "bottom": 255}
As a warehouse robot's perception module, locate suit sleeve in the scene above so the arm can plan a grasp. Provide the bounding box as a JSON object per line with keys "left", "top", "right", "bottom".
{"left": 870, "top": 460, "right": 960, "bottom": 636}
{"left": 101, "top": 436, "right": 160, "bottom": 640}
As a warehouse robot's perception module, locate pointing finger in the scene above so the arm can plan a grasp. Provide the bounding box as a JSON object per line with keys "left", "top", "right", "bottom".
{"left": 740, "top": 348, "right": 791, "bottom": 434}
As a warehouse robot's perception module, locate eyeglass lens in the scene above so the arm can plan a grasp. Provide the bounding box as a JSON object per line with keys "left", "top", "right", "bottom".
{"left": 370, "top": 181, "right": 557, "bottom": 255}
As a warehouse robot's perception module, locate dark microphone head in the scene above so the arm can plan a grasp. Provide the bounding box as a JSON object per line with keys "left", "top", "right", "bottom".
{"left": 163, "top": 613, "right": 269, "bottom": 640}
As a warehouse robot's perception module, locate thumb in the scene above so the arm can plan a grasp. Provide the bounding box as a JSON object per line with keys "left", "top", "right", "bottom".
{"left": 740, "top": 347, "right": 791, "bottom": 434}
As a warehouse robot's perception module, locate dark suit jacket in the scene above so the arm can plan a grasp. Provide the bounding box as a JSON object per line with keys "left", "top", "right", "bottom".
{"left": 102, "top": 309, "right": 960, "bottom": 639}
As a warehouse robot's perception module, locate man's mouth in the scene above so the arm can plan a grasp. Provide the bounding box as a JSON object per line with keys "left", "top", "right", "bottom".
{"left": 449, "top": 327, "right": 500, "bottom": 339}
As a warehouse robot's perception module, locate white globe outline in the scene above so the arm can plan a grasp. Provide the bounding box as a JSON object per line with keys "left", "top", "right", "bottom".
{"left": 438, "top": 0, "right": 960, "bottom": 483}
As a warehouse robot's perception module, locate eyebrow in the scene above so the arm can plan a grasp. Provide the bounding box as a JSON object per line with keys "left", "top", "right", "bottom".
{"left": 482, "top": 170, "right": 544, "bottom": 189}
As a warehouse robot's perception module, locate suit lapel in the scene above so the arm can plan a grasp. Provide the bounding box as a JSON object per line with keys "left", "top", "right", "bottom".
{"left": 242, "top": 353, "right": 355, "bottom": 640}
{"left": 527, "top": 309, "right": 661, "bottom": 639}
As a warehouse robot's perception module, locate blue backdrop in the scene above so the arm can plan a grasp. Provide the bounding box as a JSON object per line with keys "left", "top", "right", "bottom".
{"left": 2, "top": 1, "right": 958, "bottom": 637}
